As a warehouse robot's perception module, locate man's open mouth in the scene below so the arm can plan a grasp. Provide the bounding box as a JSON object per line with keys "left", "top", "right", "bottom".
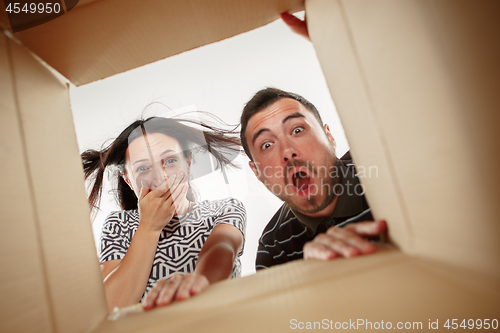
{"left": 288, "top": 167, "right": 312, "bottom": 196}
{"left": 293, "top": 171, "right": 310, "bottom": 190}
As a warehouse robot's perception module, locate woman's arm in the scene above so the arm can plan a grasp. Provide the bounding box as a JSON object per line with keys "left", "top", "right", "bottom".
{"left": 194, "top": 223, "right": 244, "bottom": 283}
{"left": 101, "top": 174, "right": 188, "bottom": 312}
{"left": 142, "top": 223, "right": 244, "bottom": 309}
{"left": 100, "top": 225, "right": 161, "bottom": 312}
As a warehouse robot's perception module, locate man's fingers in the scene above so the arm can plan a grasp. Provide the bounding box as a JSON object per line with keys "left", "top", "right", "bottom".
{"left": 303, "top": 241, "right": 339, "bottom": 260}
{"left": 280, "top": 12, "right": 309, "bottom": 39}
{"left": 303, "top": 221, "right": 387, "bottom": 261}
{"left": 142, "top": 279, "right": 166, "bottom": 310}
{"left": 312, "top": 232, "right": 362, "bottom": 258}
{"left": 156, "top": 274, "right": 183, "bottom": 306}
{"left": 329, "top": 227, "right": 377, "bottom": 254}
{"left": 343, "top": 220, "right": 387, "bottom": 237}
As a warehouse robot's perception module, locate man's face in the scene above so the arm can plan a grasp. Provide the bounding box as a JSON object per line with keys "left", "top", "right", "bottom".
{"left": 245, "top": 98, "right": 338, "bottom": 216}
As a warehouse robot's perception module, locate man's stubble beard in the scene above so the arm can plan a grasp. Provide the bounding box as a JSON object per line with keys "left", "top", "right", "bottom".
{"left": 262, "top": 142, "right": 340, "bottom": 215}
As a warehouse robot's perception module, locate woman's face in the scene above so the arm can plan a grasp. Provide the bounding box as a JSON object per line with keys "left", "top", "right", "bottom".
{"left": 124, "top": 132, "right": 191, "bottom": 197}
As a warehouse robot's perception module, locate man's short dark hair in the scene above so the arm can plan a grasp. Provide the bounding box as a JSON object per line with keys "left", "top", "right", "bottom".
{"left": 240, "top": 87, "right": 324, "bottom": 160}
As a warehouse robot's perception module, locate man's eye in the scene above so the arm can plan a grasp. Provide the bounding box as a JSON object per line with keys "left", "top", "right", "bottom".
{"left": 292, "top": 127, "right": 304, "bottom": 135}
{"left": 261, "top": 142, "right": 274, "bottom": 150}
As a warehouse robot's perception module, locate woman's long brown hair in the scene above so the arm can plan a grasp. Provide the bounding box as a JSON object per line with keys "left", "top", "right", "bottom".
{"left": 81, "top": 115, "right": 241, "bottom": 213}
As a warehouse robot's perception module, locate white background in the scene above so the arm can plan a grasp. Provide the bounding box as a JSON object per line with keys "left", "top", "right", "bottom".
{"left": 70, "top": 13, "right": 349, "bottom": 276}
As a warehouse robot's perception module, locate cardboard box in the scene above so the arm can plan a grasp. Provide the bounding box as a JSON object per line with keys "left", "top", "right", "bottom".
{"left": 1, "top": 0, "right": 499, "bottom": 332}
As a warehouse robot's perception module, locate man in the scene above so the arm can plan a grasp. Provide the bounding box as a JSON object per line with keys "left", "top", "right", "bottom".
{"left": 240, "top": 88, "right": 387, "bottom": 269}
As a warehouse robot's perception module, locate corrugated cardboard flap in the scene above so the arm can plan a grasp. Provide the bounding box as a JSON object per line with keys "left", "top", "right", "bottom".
{"left": 0, "top": 32, "right": 107, "bottom": 333}
{"left": 307, "top": 0, "right": 500, "bottom": 277}
{"left": 8, "top": 0, "right": 304, "bottom": 86}
{"left": 93, "top": 246, "right": 500, "bottom": 333}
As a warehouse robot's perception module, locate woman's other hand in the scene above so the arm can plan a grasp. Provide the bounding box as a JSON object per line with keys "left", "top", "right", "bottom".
{"left": 142, "top": 273, "right": 210, "bottom": 310}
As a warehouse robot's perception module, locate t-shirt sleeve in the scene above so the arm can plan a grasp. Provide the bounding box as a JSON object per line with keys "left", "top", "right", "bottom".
{"left": 213, "top": 198, "right": 246, "bottom": 257}
{"left": 99, "top": 211, "right": 129, "bottom": 263}
{"left": 255, "top": 205, "right": 285, "bottom": 270}
{"left": 255, "top": 239, "right": 276, "bottom": 270}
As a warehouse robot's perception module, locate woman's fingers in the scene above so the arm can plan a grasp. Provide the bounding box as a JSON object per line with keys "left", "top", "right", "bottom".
{"left": 174, "top": 274, "right": 196, "bottom": 301}
{"left": 163, "top": 175, "right": 188, "bottom": 214}
{"left": 142, "top": 273, "right": 209, "bottom": 310}
{"left": 174, "top": 274, "right": 209, "bottom": 301}
{"left": 160, "top": 172, "right": 186, "bottom": 199}
{"left": 170, "top": 176, "right": 187, "bottom": 201}
{"left": 172, "top": 183, "right": 189, "bottom": 205}
{"left": 156, "top": 273, "right": 183, "bottom": 306}
{"left": 138, "top": 181, "right": 150, "bottom": 201}
{"left": 189, "top": 275, "right": 210, "bottom": 296}
{"left": 142, "top": 279, "right": 167, "bottom": 310}
{"left": 158, "top": 173, "right": 175, "bottom": 199}
{"left": 146, "top": 172, "right": 182, "bottom": 200}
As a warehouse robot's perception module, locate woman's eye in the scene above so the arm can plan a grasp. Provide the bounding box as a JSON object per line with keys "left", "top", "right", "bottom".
{"left": 136, "top": 166, "right": 150, "bottom": 173}
{"left": 163, "top": 158, "right": 177, "bottom": 165}
{"left": 261, "top": 142, "right": 274, "bottom": 150}
{"left": 292, "top": 127, "right": 304, "bottom": 135}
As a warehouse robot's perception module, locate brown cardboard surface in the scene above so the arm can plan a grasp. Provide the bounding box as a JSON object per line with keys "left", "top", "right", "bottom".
{"left": 307, "top": 0, "right": 500, "bottom": 277}
{"left": 305, "top": 0, "right": 413, "bottom": 253}
{"left": 4, "top": 34, "right": 108, "bottom": 332}
{"left": 93, "top": 247, "right": 499, "bottom": 333}
{"left": 2, "top": 1, "right": 500, "bottom": 332}
{"left": 0, "top": 3, "right": 8, "bottom": 31}
{"left": 9, "top": 0, "right": 304, "bottom": 86}
{"left": 0, "top": 0, "right": 100, "bottom": 31}
{"left": 0, "top": 32, "right": 53, "bottom": 333}
{"left": 94, "top": 246, "right": 403, "bottom": 332}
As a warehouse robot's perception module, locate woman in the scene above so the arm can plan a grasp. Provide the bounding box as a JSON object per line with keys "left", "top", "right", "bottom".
{"left": 82, "top": 116, "right": 245, "bottom": 312}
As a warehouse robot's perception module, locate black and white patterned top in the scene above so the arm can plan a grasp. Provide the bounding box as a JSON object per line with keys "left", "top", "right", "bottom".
{"left": 100, "top": 198, "right": 246, "bottom": 294}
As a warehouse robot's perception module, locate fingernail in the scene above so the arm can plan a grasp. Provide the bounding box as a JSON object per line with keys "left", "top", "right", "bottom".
{"left": 141, "top": 180, "right": 145, "bottom": 188}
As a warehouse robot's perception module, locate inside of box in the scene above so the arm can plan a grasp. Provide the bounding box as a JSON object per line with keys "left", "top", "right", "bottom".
{"left": 1, "top": 0, "right": 500, "bottom": 332}
{"left": 70, "top": 11, "right": 348, "bottom": 278}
